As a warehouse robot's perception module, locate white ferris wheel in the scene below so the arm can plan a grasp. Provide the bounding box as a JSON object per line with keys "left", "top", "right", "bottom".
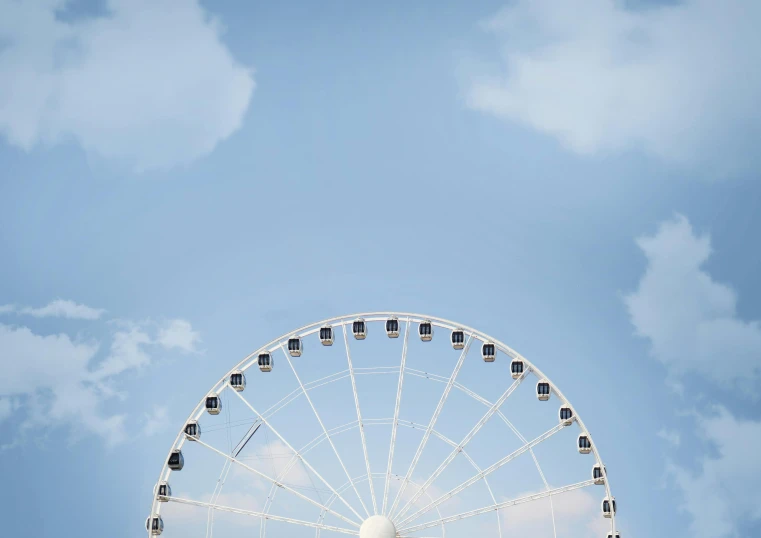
{"left": 146, "top": 313, "right": 619, "bottom": 538}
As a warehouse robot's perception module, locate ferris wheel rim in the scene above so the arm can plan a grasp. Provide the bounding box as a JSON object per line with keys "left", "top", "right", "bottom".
{"left": 148, "top": 311, "right": 617, "bottom": 536}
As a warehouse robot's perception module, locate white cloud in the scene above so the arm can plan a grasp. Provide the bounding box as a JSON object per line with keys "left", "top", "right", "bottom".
{"left": 157, "top": 319, "right": 201, "bottom": 353}
{"left": 0, "top": 322, "right": 126, "bottom": 444}
{"left": 0, "top": 0, "right": 254, "bottom": 171}
{"left": 669, "top": 407, "right": 761, "bottom": 538}
{"left": 91, "top": 325, "right": 152, "bottom": 379}
{"left": 142, "top": 405, "right": 169, "bottom": 437}
{"left": 0, "top": 397, "right": 12, "bottom": 422}
{"left": 19, "top": 299, "right": 105, "bottom": 320}
{"left": 467, "top": 0, "right": 761, "bottom": 176}
{"left": 0, "top": 304, "right": 15, "bottom": 314}
{"left": 0, "top": 313, "right": 200, "bottom": 445}
{"left": 657, "top": 428, "right": 681, "bottom": 447}
{"left": 625, "top": 214, "right": 761, "bottom": 395}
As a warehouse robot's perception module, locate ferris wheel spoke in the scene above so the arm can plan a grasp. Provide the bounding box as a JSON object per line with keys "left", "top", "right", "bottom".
{"left": 456, "top": 444, "right": 502, "bottom": 538}
{"left": 250, "top": 369, "right": 351, "bottom": 432}
{"left": 193, "top": 437, "right": 361, "bottom": 528}
{"left": 394, "top": 366, "right": 528, "bottom": 522}
{"left": 342, "top": 323, "right": 378, "bottom": 515}
{"left": 413, "top": 420, "right": 500, "bottom": 538}
{"left": 231, "top": 388, "right": 365, "bottom": 524}
{"left": 397, "top": 421, "right": 565, "bottom": 528}
{"left": 382, "top": 317, "right": 410, "bottom": 516}
{"left": 388, "top": 334, "right": 474, "bottom": 519}
{"left": 453, "top": 380, "right": 557, "bottom": 538}
{"left": 259, "top": 419, "right": 365, "bottom": 538}
{"left": 315, "top": 473, "right": 447, "bottom": 538}
{"left": 165, "top": 496, "right": 359, "bottom": 535}
{"left": 280, "top": 346, "right": 372, "bottom": 519}
{"left": 397, "top": 479, "right": 596, "bottom": 535}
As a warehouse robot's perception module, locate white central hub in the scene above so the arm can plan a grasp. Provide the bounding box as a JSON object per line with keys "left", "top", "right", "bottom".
{"left": 359, "top": 515, "right": 396, "bottom": 538}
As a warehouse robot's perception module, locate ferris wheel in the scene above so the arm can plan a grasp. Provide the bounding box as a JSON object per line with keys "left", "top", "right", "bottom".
{"left": 146, "top": 313, "right": 619, "bottom": 538}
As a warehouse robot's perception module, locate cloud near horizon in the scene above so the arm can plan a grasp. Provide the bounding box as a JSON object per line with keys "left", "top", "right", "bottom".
{"left": 467, "top": 0, "right": 761, "bottom": 177}
{"left": 499, "top": 488, "right": 610, "bottom": 537}
{"left": 0, "top": 0, "right": 255, "bottom": 171}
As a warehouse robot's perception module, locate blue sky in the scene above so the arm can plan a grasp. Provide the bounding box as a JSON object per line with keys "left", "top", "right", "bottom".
{"left": 1, "top": 0, "right": 760, "bottom": 536}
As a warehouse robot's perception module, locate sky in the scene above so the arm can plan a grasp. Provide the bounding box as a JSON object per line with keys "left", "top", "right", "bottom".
{"left": 1, "top": 0, "right": 760, "bottom": 536}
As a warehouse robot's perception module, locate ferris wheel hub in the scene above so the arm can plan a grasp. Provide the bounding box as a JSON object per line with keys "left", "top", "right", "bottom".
{"left": 359, "top": 515, "right": 397, "bottom": 538}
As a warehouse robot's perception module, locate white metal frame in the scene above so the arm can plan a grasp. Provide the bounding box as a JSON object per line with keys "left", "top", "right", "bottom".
{"left": 148, "top": 312, "right": 617, "bottom": 537}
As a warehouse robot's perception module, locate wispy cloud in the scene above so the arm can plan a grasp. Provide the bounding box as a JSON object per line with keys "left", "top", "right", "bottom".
{"left": 157, "top": 319, "right": 202, "bottom": 353}
{"left": 0, "top": 323, "right": 124, "bottom": 444}
{"left": 0, "top": 308, "right": 201, "bottom": 446}
{"left": 142, "top": 406, "right": 170, "bottom": 437}
{"left": 625, "top": 214, "right": 761, "bottom": 395}
{"left": 0, "top": 397, "right": 12, "bottom": 423}
{"left": 467, "top": 0, "right": 761, "bottom": 177}
{"left": 657, "top": 428, "right": 681, "bottom": 447}
{"left": 16, "top": 299, "right": 106, "bottom": 320}
{"left": 668, "top": 407, "right": 761, "bottom": 538}
{"left": 627, "top": 215, "right": 761, "bottom": 537}
{"left": 0, "top": 0, "right": 255, "bottom": 171}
